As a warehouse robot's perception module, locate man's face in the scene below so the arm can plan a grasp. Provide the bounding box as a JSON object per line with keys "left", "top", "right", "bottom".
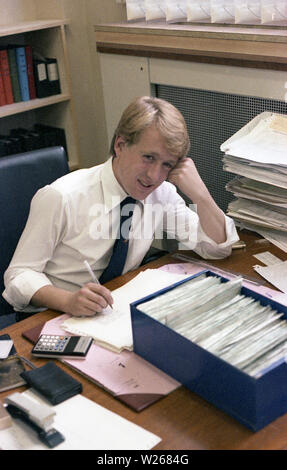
{"left": 112, "top": 125, "right": 179, "bottom": 200}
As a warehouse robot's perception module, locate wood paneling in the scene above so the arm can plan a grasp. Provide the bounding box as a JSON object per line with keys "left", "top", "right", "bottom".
{"left": 95, "top": 22, "right": 287, "bottom": 70}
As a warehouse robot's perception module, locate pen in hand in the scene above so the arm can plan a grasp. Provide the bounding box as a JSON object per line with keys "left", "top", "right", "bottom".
{"left": 83, "top": 260, "right": 113, "bottom": 309}
{"left": 84, "top": 259, "right": 100, "bottom": 284}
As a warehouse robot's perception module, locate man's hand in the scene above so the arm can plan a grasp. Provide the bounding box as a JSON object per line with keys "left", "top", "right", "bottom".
{"left": 168, "top": 157, "right": 207, "bottom": 202}
{"left": 31, "top": 283, "right": 114, "bottom": 317}
{"left": 63, "top": 283, "right": 114, "bottom": 317}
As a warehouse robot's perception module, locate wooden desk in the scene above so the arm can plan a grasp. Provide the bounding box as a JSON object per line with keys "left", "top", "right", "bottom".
{"left": 1, "top": 230, "right": 287, "bottom": 450}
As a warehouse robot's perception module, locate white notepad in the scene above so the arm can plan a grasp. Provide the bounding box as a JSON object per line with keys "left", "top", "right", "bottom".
{"left": 0, "top": 390, "right": 161, "bottom": 450}
{"left": 61, "top": 269, "right": 190, "bottom": 353}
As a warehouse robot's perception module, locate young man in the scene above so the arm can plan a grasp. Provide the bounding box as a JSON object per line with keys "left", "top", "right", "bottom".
{"left": 3, "top": 96, "right": 238, "bottom": 317}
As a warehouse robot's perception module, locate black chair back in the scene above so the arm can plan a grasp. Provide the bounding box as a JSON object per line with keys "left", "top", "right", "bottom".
{"left": 0, "top": 146, "right": 69, "bottom": 315}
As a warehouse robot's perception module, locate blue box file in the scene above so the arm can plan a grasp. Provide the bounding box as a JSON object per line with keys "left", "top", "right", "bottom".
{"left": 130, "top": 270, "right": 287, "bottom": 431}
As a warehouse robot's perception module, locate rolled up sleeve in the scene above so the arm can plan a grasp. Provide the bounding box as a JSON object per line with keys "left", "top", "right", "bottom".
{"left": 192, "top": 214, "right": 239, "bottom": 259}
{"left": 163, "top": 188, "right": 239, "bottom": 259}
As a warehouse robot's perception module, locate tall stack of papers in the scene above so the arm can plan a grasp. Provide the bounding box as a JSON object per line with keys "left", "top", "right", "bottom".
{"left": 221, "top": 112, "right": 287, "bottom": 252}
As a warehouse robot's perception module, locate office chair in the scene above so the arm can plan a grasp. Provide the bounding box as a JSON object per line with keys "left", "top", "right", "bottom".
{"left": 140, "top": 247, "right": 169, "bottom": 265}
{"left": 0, "top": 146, "right": 69, "bottom": 327}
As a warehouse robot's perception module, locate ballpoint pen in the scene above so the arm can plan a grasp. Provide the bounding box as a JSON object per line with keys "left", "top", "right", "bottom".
{"left": 83, "top": 260, "right": 113, "bottom": 309}
{"left": 84, "top": 259, "right": 99, "bottom": 284}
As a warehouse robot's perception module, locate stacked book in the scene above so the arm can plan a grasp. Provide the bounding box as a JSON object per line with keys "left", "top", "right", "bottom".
{"left": 221, "top": 112, "right": 287, "bottom": 252}
{"left": 0, "top": 124, "right": 67, "bottom": 158}
{"left": 0, "top": 45, "right": 61, "bottom": 106}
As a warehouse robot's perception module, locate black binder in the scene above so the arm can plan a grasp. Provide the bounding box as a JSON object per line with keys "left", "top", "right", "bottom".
{"left": 34, "top": 58, "right": 50, "bottom": 98}
{"left": 33, "top": 124, "right": 67, "bottom": 156}
{"left": 34, "top": 57, "right": 61, "bottom": 98}
{"left": 46, "top": 58, "right": 61, "bottom": 96}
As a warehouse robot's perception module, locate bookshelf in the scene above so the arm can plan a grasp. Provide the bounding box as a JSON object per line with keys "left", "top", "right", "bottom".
{"left": 0, "top": 18, "right": 80, "bottom": 170}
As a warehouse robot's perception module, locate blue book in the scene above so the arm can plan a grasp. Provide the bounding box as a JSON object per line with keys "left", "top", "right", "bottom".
{"left": 15, "top": 46, "right": 30, "bottom": 101}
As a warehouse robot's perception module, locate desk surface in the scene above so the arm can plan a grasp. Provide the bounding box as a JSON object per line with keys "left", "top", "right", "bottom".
{"left": 1, "top": 230, "right": 287, "bottom": 450}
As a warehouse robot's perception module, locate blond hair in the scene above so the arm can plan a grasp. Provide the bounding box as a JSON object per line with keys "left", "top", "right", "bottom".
{"left": 110, "top": 96, "right": 190, "bottom": 159}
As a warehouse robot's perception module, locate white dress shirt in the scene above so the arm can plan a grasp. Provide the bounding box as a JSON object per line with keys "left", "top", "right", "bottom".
{"left": 3, "top": 157, "right": 238, "bottom": 312}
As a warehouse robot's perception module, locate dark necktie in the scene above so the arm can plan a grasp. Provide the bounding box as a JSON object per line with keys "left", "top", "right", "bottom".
{"left": 99, "top": 196, "right": 136, "bottom": 284}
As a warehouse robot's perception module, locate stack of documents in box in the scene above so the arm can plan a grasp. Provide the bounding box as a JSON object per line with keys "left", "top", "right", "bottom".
{"left": 221, "top": 112, "right": 287, "bottom": 252}
{"left": 138, "top": 273, "right": 287, "bottom": 378}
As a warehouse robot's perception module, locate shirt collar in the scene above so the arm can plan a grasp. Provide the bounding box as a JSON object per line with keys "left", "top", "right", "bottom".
{"left": 101, "top": 157, "right": 128, "bottom": 213}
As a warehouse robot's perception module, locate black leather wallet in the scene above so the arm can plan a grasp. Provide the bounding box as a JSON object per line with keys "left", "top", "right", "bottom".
{"left": 20, "top": 362, "right": 82, "bottom": 405}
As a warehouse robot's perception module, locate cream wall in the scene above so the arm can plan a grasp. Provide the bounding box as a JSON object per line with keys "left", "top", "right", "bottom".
{"left": 63, "top": 1, "right": 286, "bottom": 168}
{"left": 61, "top": 0, "right": 126, "bottom": 168}
{"left": 0, "top": 0, "right": 126, "bottom": 167}
{"left": 3, "top": 1, "right": 283, "bottom": 169}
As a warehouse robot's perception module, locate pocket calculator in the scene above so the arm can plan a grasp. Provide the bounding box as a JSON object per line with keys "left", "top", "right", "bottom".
{"left": 31, "top": 335, "right": 93, "bottom": 359}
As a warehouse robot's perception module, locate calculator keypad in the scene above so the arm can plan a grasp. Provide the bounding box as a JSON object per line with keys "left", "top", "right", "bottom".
{"left": 34, "top": 335, "right": 69, "bottom": 352}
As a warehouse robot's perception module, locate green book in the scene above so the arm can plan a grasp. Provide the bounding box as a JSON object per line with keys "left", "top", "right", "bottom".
{"left": 7, "top": 46, "right": 22, "bottom": 102}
